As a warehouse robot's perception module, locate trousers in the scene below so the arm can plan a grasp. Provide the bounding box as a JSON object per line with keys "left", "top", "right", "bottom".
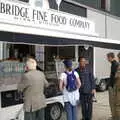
{"left": 24, "top": 108, "right": 45, "bottom": 120}
{"left": 65, "top": 102, "right": 77, "bottom": 120}
{"left": 108, "top": 87, "right": 116, "bottom": 119}
{"left": 80, "top": 93, "right": 93, "bottom": 120}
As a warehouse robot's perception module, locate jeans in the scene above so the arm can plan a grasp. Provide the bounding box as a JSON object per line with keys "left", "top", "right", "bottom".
{"left": 80, "top": 93, "right": 93, "bottom": 120}
{"left": 24, "top": 108, "right": 45, "bottom": 120}
{"left": 65, "top": 102, "right": 77, "bottom": 120}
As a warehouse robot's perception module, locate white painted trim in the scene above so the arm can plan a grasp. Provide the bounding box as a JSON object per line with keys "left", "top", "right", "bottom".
{"left": 46, "top": 95, "right": 64, "bottom": 106}
{"left": 106, "top": 0, "right": 111, "bottom": 12}
{"left": 0, "top": 22, "right": 120, "bottom": 45}
{"left": 75, "top": 45, "right": 78, "bottom": 62}
{"left": 0, "top": 84, "right": 18, "bottom": 92}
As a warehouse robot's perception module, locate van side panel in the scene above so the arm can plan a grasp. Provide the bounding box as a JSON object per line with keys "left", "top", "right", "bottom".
{"left": 94, "top": 47, "right": 119, "bottom": 79}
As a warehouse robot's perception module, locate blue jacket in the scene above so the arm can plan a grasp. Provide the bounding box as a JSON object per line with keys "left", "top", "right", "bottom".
{"left": 75, "top": 66, "right": 95, "bottom": 94}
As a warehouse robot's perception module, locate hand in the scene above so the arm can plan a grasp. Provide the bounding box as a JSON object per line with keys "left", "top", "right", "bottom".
{"left": 92, "top": 89, "right": 96, "bottom": 95}
{"left": 77, "top": 78, "right": 81, "bottom": 89}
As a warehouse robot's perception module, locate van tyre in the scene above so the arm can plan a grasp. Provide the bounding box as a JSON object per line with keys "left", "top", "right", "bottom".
{"left": 45, "top": 103, "right": 63, "bottom": 120}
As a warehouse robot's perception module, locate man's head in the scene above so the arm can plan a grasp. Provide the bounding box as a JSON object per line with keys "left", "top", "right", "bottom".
{"left": 78, "top": 56, "right": 86, "bottom": 68}
{"left": 107, "top": 52, "right": 115, "bottom": 62}
{"left": 26, "top": 58, "right": 37, "bottom": 70}
{"left": 117, "top": 52, "right": 120, "bottom": 62}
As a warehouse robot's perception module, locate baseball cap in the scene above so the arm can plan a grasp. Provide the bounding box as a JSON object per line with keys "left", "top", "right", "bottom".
{"left": 63, "top": 60, "right": 72, "bottom": 67}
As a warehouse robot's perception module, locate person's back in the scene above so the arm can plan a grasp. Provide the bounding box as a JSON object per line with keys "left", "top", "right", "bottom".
{"left": 23, "top": 70, "right": 47, "bottom": 112}
{"left": 18, "top": 58, "right": 48, "bottom": 120}
{"left": 24, "top": 70, "right": 45, "bottom": 96}
{"left": 59, "top": 60, "right": 81, "bottom": 120}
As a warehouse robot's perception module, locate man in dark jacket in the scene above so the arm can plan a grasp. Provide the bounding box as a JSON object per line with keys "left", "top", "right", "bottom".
{"left": 107, "top": 52, "right": 119, "bottom": 120}
{"left": 107, "top": 53, "right": 119, "bottom": 87}
{"left": 76, "top": 57, "right": 96, "bottom": 120}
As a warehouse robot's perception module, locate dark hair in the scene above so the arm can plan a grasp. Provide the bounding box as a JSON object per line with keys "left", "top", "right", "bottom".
{"left": 107, "top": 52, "right": 115, "bottom": 58}
{"left": 117, "top": 52, "right": 120, "bottom": 59}
{"left": 78, "top": 56, "right": 86, "bottom": 62}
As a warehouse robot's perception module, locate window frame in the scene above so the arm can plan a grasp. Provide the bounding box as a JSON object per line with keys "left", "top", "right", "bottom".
{"left": 10, "top": 0, "right": 30, "bottom": 5}
{"left": 101, "top": 0, "right": 106, "bottom": 10}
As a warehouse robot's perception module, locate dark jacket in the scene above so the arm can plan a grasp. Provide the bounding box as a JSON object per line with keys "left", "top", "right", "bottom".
{"left": 109, "top": 60, "right": 119, "bottom": 87}
{"left": 75, "top": 66, "right": 95, "bottom": 94}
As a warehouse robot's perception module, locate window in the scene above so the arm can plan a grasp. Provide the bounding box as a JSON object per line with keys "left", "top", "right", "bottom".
{"left": 101, "top": 0, "right": 106, "bottom": 10}
{"left": 18, "top": 0, "right": 29, "bottom": 3}
{"left": 29, "top": 0, "right": 49, "bottom": 9}
{"left": 101, "top": 0, "right": 110, "bottom": 11}
{"left": 48, "top": 0, "right": 87, "bottom": 17}
{"left": 35, "top": 0, "right": 43, "bottom": 8}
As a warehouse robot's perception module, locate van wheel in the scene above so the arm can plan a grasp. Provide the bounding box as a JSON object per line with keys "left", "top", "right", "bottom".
{"left": 46, "top": 103, "right": 63, "bottom": 120}
{"left": 99, "top": 80, "right": 107, "bottom": 91}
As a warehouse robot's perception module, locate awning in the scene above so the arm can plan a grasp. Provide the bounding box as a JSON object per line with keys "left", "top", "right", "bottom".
{"left": 0, "top": 31, "right": 120, "bottom": 50}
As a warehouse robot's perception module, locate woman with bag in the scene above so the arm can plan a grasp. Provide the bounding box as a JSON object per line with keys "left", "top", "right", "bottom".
{"left": 59, "top": 60, "right": 81, "bottom": 120}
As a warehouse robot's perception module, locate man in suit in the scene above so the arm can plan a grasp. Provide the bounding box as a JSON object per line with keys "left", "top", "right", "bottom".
{"left": 75, "top": 56, "right": 96, "bottom": 120}
{"left": 18, "top": 58, "right": 48, "bottom": 120}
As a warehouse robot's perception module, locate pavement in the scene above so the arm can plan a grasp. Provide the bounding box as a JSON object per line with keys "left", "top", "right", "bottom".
{"left": 92, "top": 91, "right": 111, "bottom": 120}
{"left": 16, "top": 91, "right": 111, "bottom": 120}
{"left": 61, "top": 91, "right": 111, "bottom": 120}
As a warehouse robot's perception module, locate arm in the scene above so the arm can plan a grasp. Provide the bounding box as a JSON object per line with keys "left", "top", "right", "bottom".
{"left": 59, "top": 79, "right": 64, "bottom": 92}
{"left": 59, "top": 73, "right": 65, "bottom": 92}
{"left": 89, "top": 72, "right": 96, "bottom": 94}
{"left": 76, "top": 77, "right": 81, "bottom": 89}
{"left": 110, "top": 61, "right": 119, "bottom": 87}
{"left": 111, "top": 62, "right": 119, "bottom": 79}
{"left": 74, "top": 71, "right": 81, "bottom": 89}
{"left": 42, "top": 73, "right": 49, "bottom": 88}
{"left": 18, "top": 74, "right": 28, "bottom": 92}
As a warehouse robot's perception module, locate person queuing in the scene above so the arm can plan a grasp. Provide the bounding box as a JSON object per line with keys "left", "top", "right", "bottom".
{"left": 107, "top": 52, "right": 119, "bottom": 120}
{"left": 114, "top": 63, "right": 120, "bottom": 120}
{"left": 111, "top": 52, "right": 120, "bottom": 120}
{"left": 18, "top": 58, "right": 48, "bottom": 120}
{"left": 75, "top": 56, "right": 96, "bottom": 120}
{"left": 117, "top": 52, "right": 120, "bottom": 63}
{"left": 59, "top": 60, "right": 81, "bottom": 120}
